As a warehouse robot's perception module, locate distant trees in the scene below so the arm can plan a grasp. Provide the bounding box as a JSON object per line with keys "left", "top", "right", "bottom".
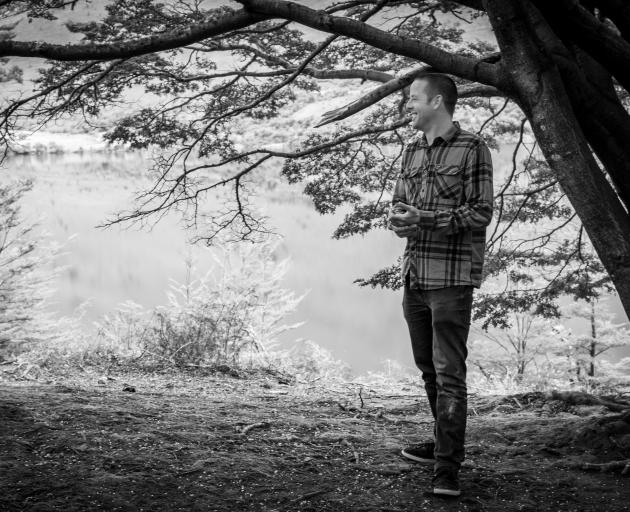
{"left": 469, "top": 313, "right": 562, "bottom": 389}
{"left": 469, "top": 301, "right": 630, "bottom": 390}
{"left": 559, "top": 300, "right": 630, "bottom": 380}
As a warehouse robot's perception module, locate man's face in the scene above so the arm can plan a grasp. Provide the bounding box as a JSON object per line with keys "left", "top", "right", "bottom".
{"left": 406, "top": 79, "right": 436, "bottom": 131}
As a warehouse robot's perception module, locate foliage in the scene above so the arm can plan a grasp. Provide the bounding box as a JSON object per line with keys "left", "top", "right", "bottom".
{"left": 468, "top": 313, "right": 566, "bottom": 390}
{"left": 0, "top": 0, "right": 629, "bottom": 327}
{"left": 278, "top": 338, "right": 352, "bottom": 382}
{"left": 468, "top": 301, "right": 630, "bottom": 393}
{"left": 555, "top": 300, "right": 630, "bottom": 381}
{"left": 0, "top": 180, "right": 79, "bottom": 358}
{"left": 95, "top": 240, "right": 304, "bottom": 367}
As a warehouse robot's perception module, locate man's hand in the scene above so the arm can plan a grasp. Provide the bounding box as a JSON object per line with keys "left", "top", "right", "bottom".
{"left": 389, "top": 202, "right": 421, "bottom": 227}
{"left": 391, "top": 224, "right": 418, "bottom": 238}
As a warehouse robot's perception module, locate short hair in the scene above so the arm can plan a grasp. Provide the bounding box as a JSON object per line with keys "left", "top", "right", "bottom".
{"left": 413, "top": 69, "right": 458, "bottom": 116}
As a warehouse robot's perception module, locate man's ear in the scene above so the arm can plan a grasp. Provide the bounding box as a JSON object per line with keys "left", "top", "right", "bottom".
{"left": 432, "top": 94, "right": 443, "bottom": 110}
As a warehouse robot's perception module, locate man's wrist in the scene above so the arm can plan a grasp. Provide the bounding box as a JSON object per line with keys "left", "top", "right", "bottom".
{"left": 417, "top": 210, "right": 436, "bottom": 230}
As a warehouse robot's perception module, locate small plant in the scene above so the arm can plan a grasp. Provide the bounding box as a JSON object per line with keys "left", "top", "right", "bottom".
{"left": 95, "top": 239, "right": 305, "bottom": 368}
{"left": 279, "top": 338, "right": 352, "bottom": 382}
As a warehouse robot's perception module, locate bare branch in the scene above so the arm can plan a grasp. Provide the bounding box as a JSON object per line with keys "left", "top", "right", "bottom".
{"left": 153, "top": 67, "right": 394, "bottom": 83}
{"left": 476, "top": 97, "right": 510, "bottom": 135}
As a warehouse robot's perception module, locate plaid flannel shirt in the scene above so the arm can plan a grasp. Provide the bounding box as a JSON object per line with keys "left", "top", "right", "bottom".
{"left": 392, "top": 122, "right": 493, "bottom": 289}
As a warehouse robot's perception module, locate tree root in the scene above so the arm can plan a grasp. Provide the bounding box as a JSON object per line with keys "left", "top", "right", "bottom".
{"left": 549, "top": 391, "right": 630, "bottom": 413}
{"left": 579, "top": 460, "right": 630, "bottom": 475}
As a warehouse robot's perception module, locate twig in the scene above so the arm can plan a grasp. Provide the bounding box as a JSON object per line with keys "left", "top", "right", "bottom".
{"left": 358, "top": 386, "right": 365, "bottom": 408}
{"left": 579, "top": 460, "right": 630, "bottom": 474}
{"left": 512, "top": 397, "right": 523, "bottom": 409}
{"left": 385, "top": 418, "right": 434, "bottom": 426}
{"left": 289, "top": 488, "right": 331, "bottom": 504}
{"left": 240, "top": 421, "right": 269, "bottom": 435}
{"left": 349, "top": 463, "right": 413, "bottom": 476}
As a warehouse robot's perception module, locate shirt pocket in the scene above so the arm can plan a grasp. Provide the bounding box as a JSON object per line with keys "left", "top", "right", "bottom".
{"left": 434, "top": 164, "right": 463, "bottom": 201}
{"left": 402, "top": 165, "right": 423, "bottom": 202}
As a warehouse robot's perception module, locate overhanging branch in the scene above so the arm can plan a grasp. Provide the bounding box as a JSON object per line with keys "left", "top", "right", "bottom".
{"left": 317, "top": 66, "right": 503, "bottom": 127}
{"left": 236, "top": 0, "right": 504, "bottom": 88}
{"left": 0, "top": 9, "right": 269, "bottom": 60}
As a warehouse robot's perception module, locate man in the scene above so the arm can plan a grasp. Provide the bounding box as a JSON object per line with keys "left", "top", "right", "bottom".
{"left": 388, "top": 70, "right": 493, "bottom": 497}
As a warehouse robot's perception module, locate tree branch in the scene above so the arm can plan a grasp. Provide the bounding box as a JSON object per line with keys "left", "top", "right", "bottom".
{"left": 150, "top": 67, "right": 394, "bottom": 84}
{"left": 531, "top": 0, "right": 630, "bottom": 92}
{"left": 452, "top": 0, "right": 485, "bottom": 10}
{"left": 0, "top": 9, "right": 269, "bottom": 60}
{"left": 236, "top": 0, "right": 504, "bottom": 88}
{"left": 520, "top": 3, "right": 630, "bottom": 211}
{"left": 317, "top": 66, "right": 504, "bottom": 127}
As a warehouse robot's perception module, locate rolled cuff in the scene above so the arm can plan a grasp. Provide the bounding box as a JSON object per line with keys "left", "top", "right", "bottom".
{"left": 418, "top": 210, "right": 436, "bottom": 230}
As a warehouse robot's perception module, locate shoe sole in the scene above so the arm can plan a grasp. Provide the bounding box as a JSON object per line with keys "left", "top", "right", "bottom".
{"left": 433, "top": 487, "right": 461, "bottom": 497}
{"left": 400, "top": 448, "right": 436, "bottom": 464}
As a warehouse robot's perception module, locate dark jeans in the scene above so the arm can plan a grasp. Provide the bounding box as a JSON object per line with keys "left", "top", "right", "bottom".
{"left": 402, "top": 284, "right": 473, "bottom": 471}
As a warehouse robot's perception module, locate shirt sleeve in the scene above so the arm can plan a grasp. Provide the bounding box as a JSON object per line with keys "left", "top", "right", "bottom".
{"left": 419, "top": 139, "right": 493, "bottom": 234}
{"left": 391, "top": 144, "right": 410, "bottom": 206}
{"left": 392, "top": 174, "right": 407, "bottom": 206}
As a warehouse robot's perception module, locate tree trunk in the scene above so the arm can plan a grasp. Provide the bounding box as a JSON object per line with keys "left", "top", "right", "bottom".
{"left": 485, "top": 0, "right": 630, "bottom": 321}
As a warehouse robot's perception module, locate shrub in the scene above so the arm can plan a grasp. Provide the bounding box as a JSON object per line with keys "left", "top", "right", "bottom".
{"left": 95, "top": 240, "right": 304, "bottom": 367}
{"left": 0, "top": 180, "right": 71, "bottom": 360}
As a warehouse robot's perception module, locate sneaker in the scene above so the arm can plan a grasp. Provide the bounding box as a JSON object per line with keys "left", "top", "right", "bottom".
{"left": 432, "top": 466, "right": 461, "bottom": 497}
{"left": 401, "top": 441, "right": 435, "bottom": 464}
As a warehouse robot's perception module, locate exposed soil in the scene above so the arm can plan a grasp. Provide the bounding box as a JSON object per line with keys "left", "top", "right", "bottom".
{"left": 1, "top": 367, "right": 630, "bottom": 512}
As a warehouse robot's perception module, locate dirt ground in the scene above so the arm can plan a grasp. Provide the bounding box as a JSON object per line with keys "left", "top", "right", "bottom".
{"left": 1, "top": 367, "right": 630, "bottom": 512}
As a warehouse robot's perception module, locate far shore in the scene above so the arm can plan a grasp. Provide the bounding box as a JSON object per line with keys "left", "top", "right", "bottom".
{"left": 8, "top": 130, "right": 123, "bottom": 155}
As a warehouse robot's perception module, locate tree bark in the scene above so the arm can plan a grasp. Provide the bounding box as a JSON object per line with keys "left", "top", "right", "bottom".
{"left": 592, "top": 0, "right": 630, "bottom": 41}
{"left": 484, "top": 0, "right": 630, "bottom": 320}
{"left": 589, "top": 301, "right": 596, "bottom": 377}
{"left": 519, "top": 5, "right": 630, "bottom": 211}
{"left": 531, "top": 0, "right": 630, "bottom": 92}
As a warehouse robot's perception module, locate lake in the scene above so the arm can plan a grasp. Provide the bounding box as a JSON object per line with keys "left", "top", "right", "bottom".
{"left": 4, "top": 149, "right": 629, "bottom": 375}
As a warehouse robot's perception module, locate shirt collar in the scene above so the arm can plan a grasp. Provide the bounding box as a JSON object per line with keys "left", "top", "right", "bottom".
{"left": 418, "top": 121, "right": 460, "bottom": 147}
